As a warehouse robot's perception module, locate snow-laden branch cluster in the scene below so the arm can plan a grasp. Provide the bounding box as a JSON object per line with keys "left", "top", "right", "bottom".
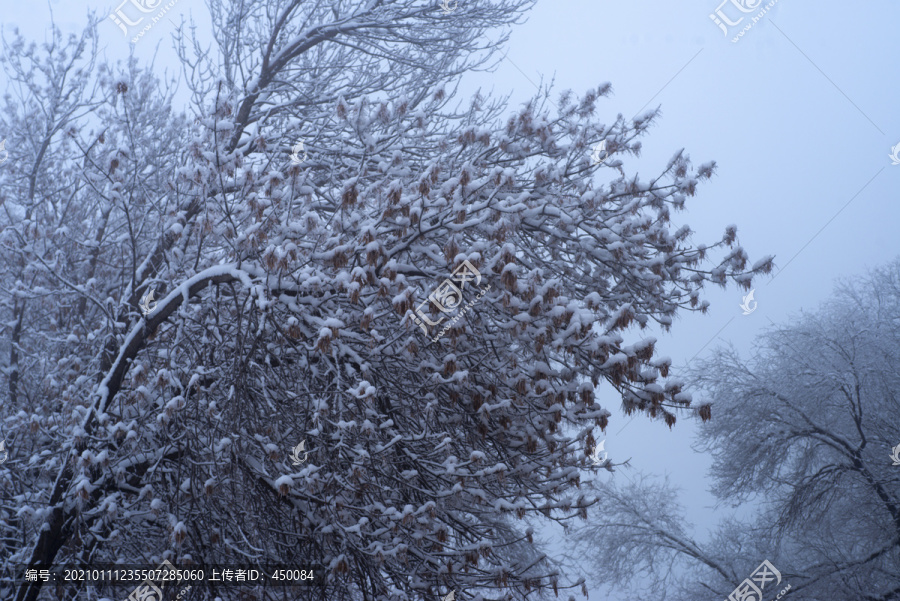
{"left": 0, "top": 3, "right": 772, "bottom": 601}
{"left": 572, "top": 261, "right": 900, "bottom": 601}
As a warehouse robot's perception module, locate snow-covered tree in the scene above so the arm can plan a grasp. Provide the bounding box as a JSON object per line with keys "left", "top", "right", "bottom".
{"left": 0, "top": 2, "right": 772, "bottom": 600}
{"left": 574, "top": 260, "right": 900, "bottom": 601}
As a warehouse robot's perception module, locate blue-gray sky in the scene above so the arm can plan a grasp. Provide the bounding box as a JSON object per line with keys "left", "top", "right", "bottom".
{"left": 3, "top": 0, "right": 899, "bottom": 598}
{"left": 457, "top": 2, "right": 899, "bottom": 596}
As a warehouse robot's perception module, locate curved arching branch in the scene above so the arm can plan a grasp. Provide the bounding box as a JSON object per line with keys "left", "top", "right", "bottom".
{"left": 15, "top": 264, "right": 255, "bottom": 601}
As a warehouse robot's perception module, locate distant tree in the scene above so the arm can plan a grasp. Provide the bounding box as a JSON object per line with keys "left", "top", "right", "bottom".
{"left": 574, "top": 260, "right": 900, "bottom": 601}
{"left": 0, "top": 2, "right": 772, "bottom": 600}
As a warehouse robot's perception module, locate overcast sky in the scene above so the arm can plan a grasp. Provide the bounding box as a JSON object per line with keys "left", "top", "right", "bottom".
{"left": 461, "top": 2, "right": 900, "bottom": 596}
{"left": 3, "top": 0, "right": 899, "bottom": 598}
